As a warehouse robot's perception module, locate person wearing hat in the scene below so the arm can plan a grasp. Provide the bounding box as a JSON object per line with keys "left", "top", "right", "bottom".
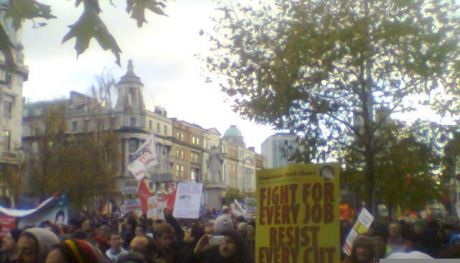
{"left": 45, "top": 239, "right": 107, "bottom": 263}
{"left": 15, "top": 227, "right": 60, "bottom": 263}
{"left": 1, "top": 228, "right": 22, "bottom": 263}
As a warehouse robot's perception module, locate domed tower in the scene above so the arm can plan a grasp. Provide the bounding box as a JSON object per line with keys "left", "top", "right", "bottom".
{"left": 222, "top": 125, "right": 245, "bottom": 147}
{"left": 115, "top": 60, "right": 145, "bottom": 113}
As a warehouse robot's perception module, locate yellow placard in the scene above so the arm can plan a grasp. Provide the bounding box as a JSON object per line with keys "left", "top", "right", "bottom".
{"left": 256, "top": 163, "right": 340, "bottom": 263}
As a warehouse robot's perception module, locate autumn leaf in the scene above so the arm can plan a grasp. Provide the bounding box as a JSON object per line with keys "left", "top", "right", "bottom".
{"left": 3, "top": 0, "right": 55, "bottom": 31}
{"left": 126, "top": 0, "right": 167, "bottom": 28}
{"left": 62, "top": 6, "right": 121, "bottom": 65}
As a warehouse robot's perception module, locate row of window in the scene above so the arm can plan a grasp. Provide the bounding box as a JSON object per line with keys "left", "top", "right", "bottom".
{"left": 148, "top": 120, "right": 168, "bottom": 135}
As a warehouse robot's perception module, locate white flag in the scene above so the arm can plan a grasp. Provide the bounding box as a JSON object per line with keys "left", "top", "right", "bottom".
{"left": 128, "top": 134, "right": 158, "bottom": 180}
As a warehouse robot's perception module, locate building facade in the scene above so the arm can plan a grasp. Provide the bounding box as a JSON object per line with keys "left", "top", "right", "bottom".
{"left": 23, "top": 61, "right": 257, "bottom": 206}
{"left": 261, "top": 133, "right": 298, "bottom": 169}
{"left": 0, "top": 17, "right": 28, "bottom": 204}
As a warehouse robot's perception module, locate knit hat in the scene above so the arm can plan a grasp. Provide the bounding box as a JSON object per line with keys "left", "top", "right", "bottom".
{"left": 22, "top": 227, "right": 60, "bottom": 263}
{"left": 213, "top": 214, "right": 234, "bottom": 234}
{"left": 61, "top": 239, "right": 106, "bottom": 263}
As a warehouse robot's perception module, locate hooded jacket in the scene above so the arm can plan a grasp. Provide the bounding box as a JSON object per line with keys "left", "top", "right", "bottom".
{"left": 22, "top": 227, "right": 60, "bottom": 263}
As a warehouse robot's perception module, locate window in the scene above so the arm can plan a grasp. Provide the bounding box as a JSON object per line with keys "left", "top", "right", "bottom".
{"left": 129, "top": 139, "right": 139, "bottom": 153}
{"left": 3, "top": 96, "right": 13, "bottom": 118}
{"left": 0, "top": 71, "right": 12, "bottom": 86}
{"left": 157, "top": 123, "right": 160, "bottom": 133}
{"left": 164, "top": 125, "right": 167, "bottom": 135}
{"left": 98, "top": 119, "right": 104, "bottom": 131}
{"left": 83, "top": 120, "right": 90, "bottom": 131}
{"left": 191, "top": 169, "right": 196, "bottom": 181}
{"left": 130, "top": 117, "right": 136, "bottom": 127}
{"left": 149, "top": 120, "right": 153, "bottom": 130}
{"left": 72, "top": 121, "right": 77, "bottom": 131}
{"left": 1, "top": 130, "right": 11, "bottom": 151}
{"left": 110, "top": 117, "right": 116, "bottom": 128}
{"left": 180, "top": 150, "right": 184, "bottom": 160}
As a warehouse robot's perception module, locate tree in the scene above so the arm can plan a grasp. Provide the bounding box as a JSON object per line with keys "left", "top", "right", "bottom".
{"left": 207, "top": 0, "right": 459, "bottom": 213}
{"left": 222, "top": 187, "right": 244, "bottom": 206}
{"left": 0, "top": 0, "right": 170, "bottom": 68}
{"left": 343, "top": 120, "right": 441, "bottom": 216}
{"left": 27, "top": 104, "right": 120, "bottom": 211}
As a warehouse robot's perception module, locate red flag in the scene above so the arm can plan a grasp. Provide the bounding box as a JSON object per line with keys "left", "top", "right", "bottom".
{"left": 166, "top": 190, "right": 176, "bottom": 211}
{"left": 138, "top": 179, "right": 152, "bottom": 214}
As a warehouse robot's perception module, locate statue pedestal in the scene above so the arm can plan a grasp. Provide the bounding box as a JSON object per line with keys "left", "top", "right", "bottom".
{"left": 205, "top": 184, "right": 227, "bottom": 210}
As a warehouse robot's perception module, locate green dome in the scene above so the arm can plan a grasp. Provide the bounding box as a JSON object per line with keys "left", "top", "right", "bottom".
{"left": 223, "top": 125, "right": 243, "bottom": 137}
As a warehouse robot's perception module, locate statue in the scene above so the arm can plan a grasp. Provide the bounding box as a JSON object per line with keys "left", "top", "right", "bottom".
{"left": 207, "top": 146, "right": 223, "bottom": 184}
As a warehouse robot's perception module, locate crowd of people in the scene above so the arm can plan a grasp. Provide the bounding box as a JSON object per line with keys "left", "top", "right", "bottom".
{"left": 3, "top": 203, "right": 460, "bottom": 263}
{"left": 0, "top": 206, "right": 255, "bottom": 263}
{"left": 341, "top": 216, "right": 460, "bottom": 262}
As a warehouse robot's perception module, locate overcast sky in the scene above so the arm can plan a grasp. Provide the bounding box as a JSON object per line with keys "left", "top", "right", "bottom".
{"left": 20, "top": 0, "right": 276, "bottom": 153}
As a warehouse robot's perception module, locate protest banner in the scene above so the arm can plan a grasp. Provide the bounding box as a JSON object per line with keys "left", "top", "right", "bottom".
{"left": 342, "top": 207, "right": 374, "bottom": 256}
{"left": 120, "top": 198, "right": 142, "bottom": 216}
{"left": 147, "top": 195, "right": 167, "bottom": 220}
{"left": 128, "top": 134, "right": 158, "bottom": 180}
{"left": 173, "top": 182, "right": 203, "bottom": 219}
{"left": 0, "top": 215, "right": 16, "bottom": 239}
{"left": 256, "top": 163, "right": 340, "bottom": 263}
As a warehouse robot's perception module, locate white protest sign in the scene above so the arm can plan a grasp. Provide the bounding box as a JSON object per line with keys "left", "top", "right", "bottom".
{"left": 147, "top": 195, "right": 167, "bottom": 220}
{"left": 343, "top": 208, "right": 374, "bottom": 256}
{"left": 128, "top": 134, "right": 158, "bottom": 180}
{"left": 173, "top": 182, "right": 203, "bottom": 219}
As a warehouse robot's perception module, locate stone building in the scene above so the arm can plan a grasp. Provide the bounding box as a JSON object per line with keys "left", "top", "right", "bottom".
{"left": 0, "top": 16, "right": 28, "bottom": 205}
{"left": 22, "top": 61, "right": 257, "bottom": 207}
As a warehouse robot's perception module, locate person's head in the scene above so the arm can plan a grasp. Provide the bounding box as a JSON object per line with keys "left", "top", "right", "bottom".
{"left": 128, "top": 235, "right": 155, "bottom": 262}
{"left": 15, "top": 228, "right": 59, "bottom": 263}
{"left": 413, "top": 220, "right": 425, "bottom": 235}
{"left": 95, "top": 224, "right": 111, "bottom": 239}
{"left": 2, "top": 228, "right": 22, "bottom": 253}
{"left": 204, "top": 222, "right": 214, "bottom": 235}
{"left": 218, "top": 230, "right": 248, "bottom": 261}
{"left": 350, "top": 235, "right": 375, "bottom": 263}
{"left": 153, "top": 223, "right": 175, "bottom": 250}
{"left": 237, "top": 222, "right": 247, "bottom": 238}
{"left": 135, "top": 226, "right": 145, "bottom": 237}
{"left": 388, "top": 223, "right": 401, "bottom": 238}
{"left": 81, "top": 219, "right": 92, "bottom": 232}
{"left": 109, "top": 233, "right": 122, "bottom": 250}
{"left": 214, "top": 214, "right": 234, "bottom": 234}
{"left": 45, "top": 239, "right": 106, "bottom": 263}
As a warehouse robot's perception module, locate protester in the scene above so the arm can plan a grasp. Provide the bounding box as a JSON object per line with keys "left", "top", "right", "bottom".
{"left": 128, "top": 235, "right": 152, "bottom": 261}
{"left": 106, "top": 233, "right": 128, "bottom": 262}
{"left": 150, "top": 223, "right": 180, "bottom": 263}
{"left": 343, "top": 235, "right": 376, "bottom": 263}
{"left": 177, "top": 222, "right": 205, "bottom": 263}
{"left": 45, "top": 239, "right": 107, "bottom": 263}
{"left": 15, "top": 227, "right": 60, "bottom": 263}
{"left": 246, "top": 221, "right": 255, "bottom": 263}
{"left": 386, "top": 222, "right": 406, "bottom": 254}
{"left": 95, "top": 224, "right": 111, "bottom": 253}
{"left": 198, "top": 229, "right": 249, "bottom": 263}
{"left": 213, "top": 212, "right": 234, "bottom": 234}
{"left": 1, "top": 228, "right": 22, "bottom": 263}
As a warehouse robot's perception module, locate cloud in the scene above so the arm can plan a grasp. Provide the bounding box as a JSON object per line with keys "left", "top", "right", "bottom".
{"left": 20, "top": 0, "right": 275, "bottom": 152}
